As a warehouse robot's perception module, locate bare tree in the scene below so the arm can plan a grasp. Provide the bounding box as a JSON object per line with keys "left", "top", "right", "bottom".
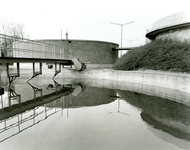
{"left": 0, "top": 19, "right": 8, "bottom": 35}
{"left": 7, "top": 22, "right": 29, "bottom": 40}
{"left": 0, "top": 19, "right": 29, "bottom": 57}
{"left": 0, "top": 19, "right": 29, "bottom": 39}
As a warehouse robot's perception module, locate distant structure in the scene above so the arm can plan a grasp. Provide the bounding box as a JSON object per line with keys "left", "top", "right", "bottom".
{"left": 146, "top": 11, "right": 190, "bottom": 42}
{"left": 12, "top": 38, "right": 118, "bottom": 69}
{"left": 38, "top": 39, "right": 118, "bottom": 63}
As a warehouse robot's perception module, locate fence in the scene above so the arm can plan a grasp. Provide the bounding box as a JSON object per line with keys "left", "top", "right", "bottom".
{"left": 0, "top": 34, "right": 71, "bottom": 60}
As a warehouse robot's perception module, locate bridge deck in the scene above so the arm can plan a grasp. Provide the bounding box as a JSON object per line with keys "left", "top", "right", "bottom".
{"left": 0, "top": 57, "right": 73, "bottom": 65}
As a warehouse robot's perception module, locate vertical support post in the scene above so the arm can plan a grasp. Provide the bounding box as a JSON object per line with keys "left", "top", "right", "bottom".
{"left": 33, "top": 108, "right": 35, "bottom": 124}
{"left": 40, "top": 90, "right": 43, "bottom": 100}
{"left": 6, "top": 63, "right": 9, "bottom": 77}
{"left": 34, "top": 92, "right": 36, "bottom": 103}
{"left": 30, "top": 41, "right": 31, "bottom": 57}
{"left": 45, "top": 104, "right": 47, "bottom": 118}
{"left": 18, "top": 95, "right": 21, "bottom": 108}
{"left": 52, "top": 46, "right": 53, "bottom": 59}
{"left": 63, "top": 47, "right": 64, "bottom": 59}
{"left": 54, "top": 100, "right": 56, "bottom": 112}
{"left": 54, "top": 46, "right": 55, "bottom": 59}
{"left": 43, "top": 44, "right": 45, "bottom": 58}
{"left": 21, "top": 113, "right": 22, "bottom": 122}
{"left": 17, "top": 39, "right": 20, "bottom": 57}
{"left": 40, "top": 62, "right": 42, "bottom": 74}
{"left": 60, "top": 48, "right": 61, "bottom": 59}
{"left": 18, "top": 114, "right": 20, "bottom": 132}
{"left": 4, "top": 35, "right": 7, "bottom": 57}
{"left": 8, "top": 95, "right": 12, "bottom": 111}
{"left": 33, "top": 62, "right": 35, "bottom": 76}
{"left": 17, "top": 63, "right": 20, "bottom": 77}
{"left": 55, "top": 63, "right": 57, "bottom": 73}
{"left": 4, "top": 120, "right": 6, "bottom": 130}
{"left": 70, "top": 48, "right": 72, "bottom": 60}
{"left": 13, "top": 37, "right": 15, "bottom": 57}
{"left": 1, "top": 95, "right": 3, "bottom": 113}
{"left": 30, "top": 41, "right": 33, "bottom": 58}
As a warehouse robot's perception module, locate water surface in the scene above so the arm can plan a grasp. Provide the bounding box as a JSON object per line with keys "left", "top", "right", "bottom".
{"left": 0, "top": 78, "right": 190, "bottom": 150}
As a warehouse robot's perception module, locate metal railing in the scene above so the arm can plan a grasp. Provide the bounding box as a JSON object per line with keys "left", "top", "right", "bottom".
{"left": 0, "top": 34, "right": 71, "bottom": 60}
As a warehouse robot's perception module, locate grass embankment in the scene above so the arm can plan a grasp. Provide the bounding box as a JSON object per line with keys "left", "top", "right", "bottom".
{"left": 113, "top": 39, "right": 190, "bottom": 73}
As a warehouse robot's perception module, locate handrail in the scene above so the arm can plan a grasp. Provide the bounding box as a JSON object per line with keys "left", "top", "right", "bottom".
{"left": 0, "top": 34, "right": 71, "bottom": 60}
{"left": 0, "top": 34, "right": 62, "bottom": 47}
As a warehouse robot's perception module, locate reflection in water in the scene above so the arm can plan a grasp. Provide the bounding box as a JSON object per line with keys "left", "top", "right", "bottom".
{"left": 0, "top": 81, "right": 116, "bottom": 144}
{"left": 108, "top": 98, "right": 129, "bottom": 116}
{"left": 0, "top": 77, "right": 190, "bottom": 149}
{"left": 27, "top": 81, "right": 43, "bottom": 101}
{"left": 0, "top": 81, "right": 74, "bottom": 143}
{"left": 117, "top": 90, "right": 190, "bottom": 149}
{"left": 0, "top": 104, "right": 64, "bottom": 143}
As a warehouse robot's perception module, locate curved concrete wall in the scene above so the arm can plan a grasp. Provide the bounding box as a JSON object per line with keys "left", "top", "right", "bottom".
{"left": 146, "top": 11, "right": 190, "bottom": 41}
{"left": 59, "top": 69, "right": 190, "bottom": 106}
{"left": 37, "top": 39, "right": 119, "bottom": 64}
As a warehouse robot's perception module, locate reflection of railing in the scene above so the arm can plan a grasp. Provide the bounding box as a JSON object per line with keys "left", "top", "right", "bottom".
{"left": 0, "top": 97, "right": 69, "bottom": 143}
{"left": 0, "top": 34, "right": 72, "bottom": 60}
{"left": 0, "top": 82, "right": 86, "bottom": 143}
{"left": 0, "top": 82, "right": 85, "bottom": 119}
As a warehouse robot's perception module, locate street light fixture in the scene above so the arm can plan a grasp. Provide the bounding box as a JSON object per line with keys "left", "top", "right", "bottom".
{"left": 110, "top": 21, "right": 134, "bottom": 47}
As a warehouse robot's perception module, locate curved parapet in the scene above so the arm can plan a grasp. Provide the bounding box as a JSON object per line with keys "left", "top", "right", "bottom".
{"left": 146, "top": 11, "right": 190, "bottom": 41}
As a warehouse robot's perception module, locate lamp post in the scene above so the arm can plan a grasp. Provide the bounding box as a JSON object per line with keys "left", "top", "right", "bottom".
{"left": 110, "top": 21, "right": 134, "bottom": 47}
{"left": 125, "top": 39, "right": 138, "bottom": 47}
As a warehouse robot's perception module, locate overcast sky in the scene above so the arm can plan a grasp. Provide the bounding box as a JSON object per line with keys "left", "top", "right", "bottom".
{"left": 0, "top": 0, "right": 189, "bottom": 47}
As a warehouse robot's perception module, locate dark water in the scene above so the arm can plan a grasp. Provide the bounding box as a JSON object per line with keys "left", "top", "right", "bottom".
{"left": 0, "top": 77, "right": 190, "bottom": 150}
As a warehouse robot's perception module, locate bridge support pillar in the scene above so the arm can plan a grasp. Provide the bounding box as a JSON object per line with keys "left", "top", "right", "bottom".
{"left": 7, "top": 63, "right": 20, "bottom": 85}
{"left": 33, "top": 62, "right": 42, "bottom": 76}
{"left": 53, "top": 63, "right": 61, "bottom": 79}
{"left": 27, "top": 62, "right": 42, "bottom": 81}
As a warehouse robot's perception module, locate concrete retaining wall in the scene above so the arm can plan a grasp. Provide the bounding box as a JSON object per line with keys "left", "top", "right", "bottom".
{"left": 61, "top": 69, "right": 190, "bottom": 94}
{"left": 56, "top": 69, "right": 190, "bottom": 106}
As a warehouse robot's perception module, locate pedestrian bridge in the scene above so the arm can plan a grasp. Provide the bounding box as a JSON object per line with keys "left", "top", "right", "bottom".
{"left": 0, "top": 34, "right": 85, "bottom": 85}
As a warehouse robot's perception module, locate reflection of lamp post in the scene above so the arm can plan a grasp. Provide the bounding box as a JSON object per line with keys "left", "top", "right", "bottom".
{"left": 108, "top": 97, "right": 129, "bottom": 116}
{"left": 110, "top": 21, "right": 134, "bottom": 47}
{"left": 125, "top": 39, "right": 138, "bottom": 47}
